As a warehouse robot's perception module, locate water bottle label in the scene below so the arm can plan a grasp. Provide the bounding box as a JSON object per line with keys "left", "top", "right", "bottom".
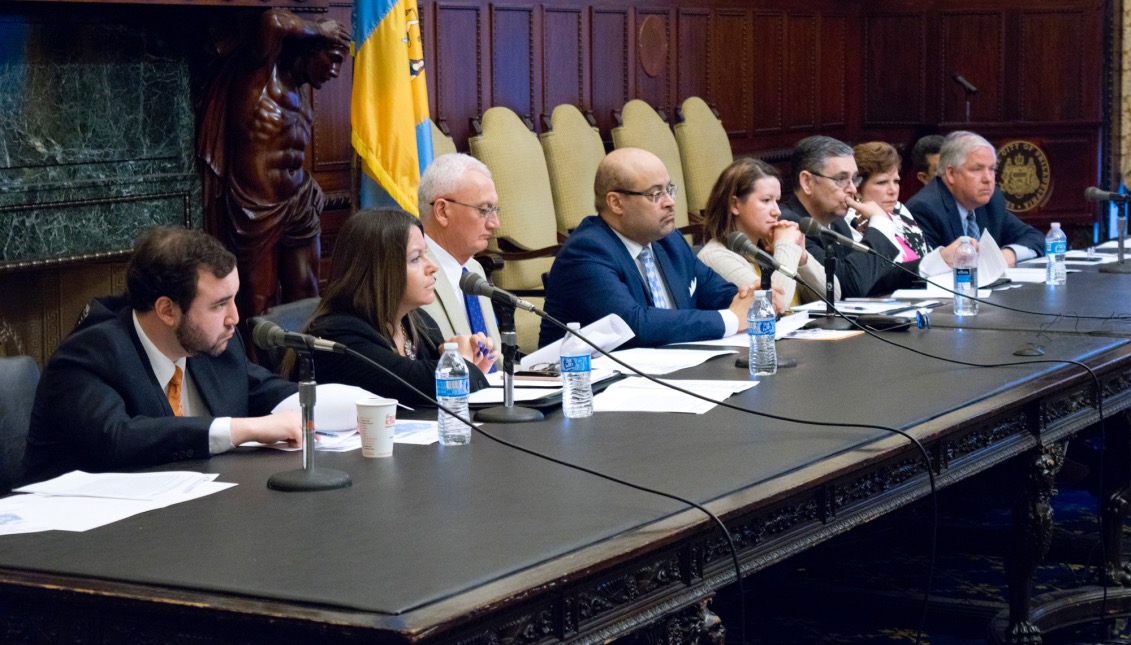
{"left": 436, "top": 377, "right": 469, "bottom": 397}
{"left": 748, "top": 319, "right": 776, "bottom": 337}
{"left": 1046, "top": 240, "right": 1066, "bottom": 254}
{"left": 955, "top": 268, "right": 972, "bottom": 286}
{"left": 560, "top": 354, "right": 590, "bottom": 373}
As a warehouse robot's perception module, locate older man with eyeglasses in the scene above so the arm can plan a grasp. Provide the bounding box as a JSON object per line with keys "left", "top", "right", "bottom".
{"left": 419, "top": 153, "right": 503, "bottom": 355}
{"left": 779, "top": 135, "right": 922, "bottom": 297}
{"left": 539, "top": 147, "right": 756, "bottom": 348}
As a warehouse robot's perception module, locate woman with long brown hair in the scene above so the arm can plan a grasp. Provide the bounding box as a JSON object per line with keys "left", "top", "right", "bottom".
{"left": 698, "top": 157, "right": 832, "bottom": 307}
{"left": 300, "top": 208, "right": 494, "bottom": 405}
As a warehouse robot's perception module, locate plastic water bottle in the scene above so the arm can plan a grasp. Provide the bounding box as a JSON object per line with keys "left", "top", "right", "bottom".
{"left": 435, "top": 342, "right": 471, "bottom": 444}
{"left": 953, "top": 236, "right": 979, "bottom": 316}
{"left": 559, "top": 322, "right": 593, "bottom": 418}
{"left": 747, "top": 290, "right": 777, "bottom": 376}
{"left": 1045, "top": 222, "right": 1067, "bottom": 286}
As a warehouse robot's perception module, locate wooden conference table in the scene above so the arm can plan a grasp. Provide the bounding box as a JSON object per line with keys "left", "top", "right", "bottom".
{"left": 2, "top": 281, "right": 1131, "bottom": 644}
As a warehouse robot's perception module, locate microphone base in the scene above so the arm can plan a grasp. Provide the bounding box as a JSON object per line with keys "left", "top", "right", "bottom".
{"left": 267, "top": 467, "right": 352, "bottom": 492}
{"left": 475, "top": 405, "right": 545, "bottom": 423}
{"left": 1099, "top": 261, "right": 1131, "bottom": 274}
{"left": 803, "top": 315, "right": 856, "bottom": 331}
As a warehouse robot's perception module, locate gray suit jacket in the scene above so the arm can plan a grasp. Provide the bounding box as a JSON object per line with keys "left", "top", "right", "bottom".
{"left": 420, "top": 246, "right": 503, "bottom": 350}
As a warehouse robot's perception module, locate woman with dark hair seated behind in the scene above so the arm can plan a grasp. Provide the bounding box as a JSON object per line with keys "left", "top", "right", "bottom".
{"left": 697, "top": 157, "right": 834, "bottom": 308}
{"left": 296, "top": 208, "right": 494, "bottom": 405}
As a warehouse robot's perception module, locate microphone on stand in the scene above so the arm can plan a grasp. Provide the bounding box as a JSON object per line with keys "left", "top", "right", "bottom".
{"left": 952, "top": 74, "right": 977, "bottom": 94}
{"left": 1086, "top": 187, "right": 1131, "bottom": 273}
{"left": 458, "top": 273, "right": 544, "bottom": 423}
{"left": 796, "top": 220, "right": 854, "bottom": 330}
{"left": 726, "top": 231, "right": 798, "bottom": 280}
{"left": 250, "top": 319, "right": 351, "bottom": 493}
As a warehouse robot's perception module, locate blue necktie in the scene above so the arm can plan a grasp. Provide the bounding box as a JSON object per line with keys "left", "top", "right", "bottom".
{"left": 639, "top": 246, "right": 670, "bottom": 309}
{"left": 462, "top": 268, "right": 495, "bottom": 372}
{"left": 964, "top": 212, "right": 980, "bottom": 239}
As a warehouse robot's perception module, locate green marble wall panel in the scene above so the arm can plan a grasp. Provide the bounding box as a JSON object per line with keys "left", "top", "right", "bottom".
{"left": 0, "top": 17, "right": 201, "bottom": 266}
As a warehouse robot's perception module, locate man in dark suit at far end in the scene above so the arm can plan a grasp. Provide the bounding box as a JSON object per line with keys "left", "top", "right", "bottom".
{"left": 539, "top": 147, "right": 755, "bottom": 348}
{"left": 906, "top": 130, "right": 1044, "bottom": 267}
{"left": 23, "top": 227, "right": 301, "bottom": 484}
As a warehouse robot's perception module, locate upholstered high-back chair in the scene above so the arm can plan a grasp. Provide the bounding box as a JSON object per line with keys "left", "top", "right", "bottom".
{"left": 540, "top": 104, "right": 606, "bottom": 237}
{"left": 0, "top": 355, "right": 40, "bottom": 492}
{"left": 673, "top": 97, "right": 733, "bottom": 218}
{"left": 468, "top": 107, "right": 560, "bottom": 354}
{"left": 611, "top": 99, "right": 692, "bottom": 236}
{"left": 248, "top": 297, "right": 321, "bottom": 374}
{"left": 430, "top": 120, "right": 457, "bottom": 158}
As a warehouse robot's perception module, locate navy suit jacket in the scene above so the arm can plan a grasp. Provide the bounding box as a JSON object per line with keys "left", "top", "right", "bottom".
{"left": 23, "top": 307, "right": 297, "bottom": 483}
{"left": 905, "top": 178, "right": 1045, "bottom": 257}
{"left": 539, "top": 215, "right": 738, "bottom": 347}
{"left": 779, "top": 196, "right": 921, "bottom": 298}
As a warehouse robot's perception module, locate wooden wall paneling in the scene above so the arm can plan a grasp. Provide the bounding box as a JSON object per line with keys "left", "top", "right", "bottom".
{"left": 784, "top": 13, "right": 818, "bottom": 132}
{"left": 818, "top": 12, "right": 848, "bottom": 131}
{"left": 490, "top": 6, "right": 536, "bottom": 124}
{"left": 633, "top": 9, "right": 673, "bottom": 115}
{"left": 939, "top": 10, "right": 1005, "bottom": 124}
{"left": 543, "top": 5, "right": 585, "bottom": 116}
{"left": 708, "top": 9, "right": 750, "bottom": 139}
{"left": 676, "top": 8, "right": 708, "bottom": 106}
{"left": 1025, "top": 133, "right": 1099, "bottom": 225}
{"left": 432, "top": 3, "right": 483, "bottom": 148}
{"left": 862, "top": 12, "right": 926, "bottom": 126}
{"left": 751, "top": 11, "right": 784, "bottom": 137}
{"left": 590, "top": 7, "right": 630, "bottom": 135}
{"left": 1018, "top": 10, "right": 1087, "bottom": 122}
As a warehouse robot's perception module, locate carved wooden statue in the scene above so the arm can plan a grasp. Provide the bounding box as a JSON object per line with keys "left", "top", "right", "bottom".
{"left": 197, "top": 8, "right": 349, "bottom": 321}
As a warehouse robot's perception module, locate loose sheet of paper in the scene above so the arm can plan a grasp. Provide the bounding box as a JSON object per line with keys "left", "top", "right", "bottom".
{"left": 519, "top": 313, "right": 634, "bottom": 370}
{"left": 592, "top": 348, "right": 734, "bottom": 375}
{"left": 592, "top": 378, "right": 755, "bottom": 414}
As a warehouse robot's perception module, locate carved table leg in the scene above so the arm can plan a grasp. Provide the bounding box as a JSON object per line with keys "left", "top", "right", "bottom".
{"left": 1004, "top": 443, "right": 1065, "bottom": 645}
{"left": 629, "top": 597, "right": 725, "bottom": 645}
{"left": 1099, "top": 412, "right": 1131, "bottom": 587}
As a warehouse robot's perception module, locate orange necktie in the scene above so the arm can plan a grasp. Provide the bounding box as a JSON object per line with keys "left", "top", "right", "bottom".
{"left": 166, "top": 365, "right": 184, "bottom": 417}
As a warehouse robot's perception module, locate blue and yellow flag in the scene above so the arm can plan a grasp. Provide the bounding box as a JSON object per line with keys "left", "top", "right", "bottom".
{"left": 352, "top": 0, "right": 433, "bottom": 215}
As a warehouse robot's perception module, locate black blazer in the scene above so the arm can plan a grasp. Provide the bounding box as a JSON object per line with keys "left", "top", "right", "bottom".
{"left": 24, "top": 307, "right": 297, "bottom": 484}
{"left": 779, "top": 196, "right": 921, "bottom": 298}
{"left": 306, "top": 310, "right": 489, "bottom": 407}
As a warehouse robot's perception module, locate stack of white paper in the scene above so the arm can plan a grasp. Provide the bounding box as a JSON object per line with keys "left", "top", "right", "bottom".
{"left": 1, "top": 471, "right": 235, "bottom": 535}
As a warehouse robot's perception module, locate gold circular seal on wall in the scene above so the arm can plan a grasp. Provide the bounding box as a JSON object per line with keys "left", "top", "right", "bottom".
{"left": 995, "top": 140, "right": 1050, "bottom": 213}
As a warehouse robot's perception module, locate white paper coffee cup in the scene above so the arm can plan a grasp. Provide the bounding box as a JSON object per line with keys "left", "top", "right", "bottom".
{"left": 356, "top": 397, "right": 397, "bottom": 458}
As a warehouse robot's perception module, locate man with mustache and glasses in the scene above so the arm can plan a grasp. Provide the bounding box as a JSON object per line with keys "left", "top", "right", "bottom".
{"left": 23, "top": 227, "right": 301, "bottom": 484}
{"left": 780, "top": 135, "right": 922, "bottom": 297}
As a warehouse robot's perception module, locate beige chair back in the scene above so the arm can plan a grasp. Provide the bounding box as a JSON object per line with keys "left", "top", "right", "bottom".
{"left": 430, "top": 121, "right": 457, "bottom": 158}
{"left": 610, "top": 99, "right": 689, "bottom": 230}
{"left": 540, "top": 105, "right": 605, "bottom": 236}
{"left": 467, "top": 106, "right": 557, "bottom": 291}
{"left": 674, "top": 97, "right": 733, "bottom": 217}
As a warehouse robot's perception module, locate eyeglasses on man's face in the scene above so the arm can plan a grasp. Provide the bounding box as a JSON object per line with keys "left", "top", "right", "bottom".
{"left": 809, "top": 171, "right": 863, "bottom": 189}
{"left": 433, "top": 197, "right": 501, "bottom": 220}
{"left": 612, "top": 183, "right": 678, "bottom": 204}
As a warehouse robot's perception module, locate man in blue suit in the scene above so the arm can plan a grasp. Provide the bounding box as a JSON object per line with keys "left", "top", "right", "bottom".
{"left": 24, "top": 227, "right": 301, "bottom": 484}
{"left": 539, "top": 148, "right": 755, "bottom": 348}
{"left": 906, "top": 131, "right": 1044, "bottom": 267}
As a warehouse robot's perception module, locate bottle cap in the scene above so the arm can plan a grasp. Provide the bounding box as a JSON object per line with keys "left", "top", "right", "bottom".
{"left": 1051, "top": 222, "right": 1061, "bottom": 228}
{"left": 566, "top": 322, "right": 581, "bottom": 330}
{"left": 754, "top": 290, "right": 769, "bottom": 298}
{"left": 443, "top": 342, "right": 457, "bottom": 350}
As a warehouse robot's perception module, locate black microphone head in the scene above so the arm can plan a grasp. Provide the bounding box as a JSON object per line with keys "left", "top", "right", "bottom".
{"left": 251, "top": 319, "right": 285, "bottom": 350}
{"left": 1084, "top": 187, "right": 1105, "bottom": 202}
{"left": 458, "top": 270, "right": 491, "bottom": 298}
{"left": 726, "top": 231, "right": 753, "bottom": 255}
{"left": 798, "top": 217, "right": 823, "bottom": 236}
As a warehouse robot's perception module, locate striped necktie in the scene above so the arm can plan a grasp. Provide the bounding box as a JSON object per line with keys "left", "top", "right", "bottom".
{"left": 964, "top": 212, "right": 980, "bottom": 240}
{"left": 639, "top": 246, "right": 670, "bottom": 309}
